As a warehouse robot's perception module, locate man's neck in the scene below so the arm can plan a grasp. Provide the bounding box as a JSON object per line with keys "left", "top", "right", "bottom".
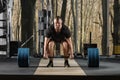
{"left": 55, "top": 29, "right": 61, "bottom": 33}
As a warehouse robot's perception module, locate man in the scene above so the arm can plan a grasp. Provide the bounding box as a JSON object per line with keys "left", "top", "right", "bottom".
{"left": 43, "top": 16, "right": 74, "bottom": 67}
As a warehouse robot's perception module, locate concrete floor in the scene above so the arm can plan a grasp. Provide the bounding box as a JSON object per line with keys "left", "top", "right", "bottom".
{"left": 0, "top": 57, "right": 120, "bottom": 80}
{"left": 76, "top": 57, "right": 120, "bottom": 75}
{"left": 0, "top": 56, "right": 120, "bottom": 76}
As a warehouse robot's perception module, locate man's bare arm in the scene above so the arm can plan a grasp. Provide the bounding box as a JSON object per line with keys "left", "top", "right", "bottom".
{"left": 43, "top": 37, "right": 50, "bottom": 59}
{"left": 65, "top": 37, "right": 74, "bottom": 58}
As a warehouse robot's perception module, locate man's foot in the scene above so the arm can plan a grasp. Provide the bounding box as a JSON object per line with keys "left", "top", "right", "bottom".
{"left": 47, "top": 61, "right": 53, "bottom": 67}
{"left": 64, "top": 60, "right": 70, "bottom": 67}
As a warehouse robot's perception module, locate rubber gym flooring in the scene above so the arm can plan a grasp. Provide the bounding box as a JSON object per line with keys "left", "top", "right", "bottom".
{"left": 0, "top": 56, "right": 120, "bottom": 76}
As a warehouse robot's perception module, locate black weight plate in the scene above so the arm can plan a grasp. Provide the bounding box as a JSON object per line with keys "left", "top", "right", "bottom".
{"left": 88, "top": 48, "right": 99, "bottom": 67}
{"left": 18, "top": 48, "right": 29, "bottom": 67}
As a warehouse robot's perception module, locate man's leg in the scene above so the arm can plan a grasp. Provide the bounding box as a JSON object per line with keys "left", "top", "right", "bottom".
{"left": 47, "top": 41, "right": 55, "bottom": 67}
{"left": 62, "top": 41, "right": 70, "bottom": 67}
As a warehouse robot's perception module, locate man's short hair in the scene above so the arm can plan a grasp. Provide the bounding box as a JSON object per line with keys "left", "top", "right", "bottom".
{"left": 55, "top": 16, "right": 62, "bottom": 21}
{"left": 54, "top": 16, "right": 62, "bottom": 24}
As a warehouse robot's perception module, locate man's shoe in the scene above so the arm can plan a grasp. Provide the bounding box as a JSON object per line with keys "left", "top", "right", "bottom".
{"left": 64, "top": 60, "right": 70, "bottom": 67}
{"left": 47, "top": 61, "right": 53, "bottom": 67}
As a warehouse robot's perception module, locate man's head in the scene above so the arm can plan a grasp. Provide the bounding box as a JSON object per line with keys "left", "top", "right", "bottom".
{"left": 54, "top": 16, "right": 62, "bottom": 32}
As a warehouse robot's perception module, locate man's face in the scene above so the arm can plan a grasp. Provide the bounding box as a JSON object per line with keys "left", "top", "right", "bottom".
{"left": 54, "top": 18, "right": 62, "bottom": 32}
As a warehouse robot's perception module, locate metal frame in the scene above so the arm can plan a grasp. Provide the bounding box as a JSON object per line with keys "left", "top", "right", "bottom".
{"left": 0, "top": 0, "right": 13, "bottom": 57}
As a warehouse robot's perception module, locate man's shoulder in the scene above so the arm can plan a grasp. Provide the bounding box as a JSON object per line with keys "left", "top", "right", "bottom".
{"left": 46, "top": 24, "right": 54, "bottom": 33}
{"left": 49, "top": 24, "right": 54, "bottom": 28}
{"left": 47, "top": 24, "right": 53, "bottom": 29}
{"left": 63, "top": 24, "right": 68, "bottom": 27}
{"left": 62, "top": 25, "right": 69, "bottom": 30}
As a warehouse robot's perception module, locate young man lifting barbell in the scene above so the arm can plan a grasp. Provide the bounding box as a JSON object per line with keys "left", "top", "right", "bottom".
{"left": 43, "top": 16, "right": 74, "bottom": 67}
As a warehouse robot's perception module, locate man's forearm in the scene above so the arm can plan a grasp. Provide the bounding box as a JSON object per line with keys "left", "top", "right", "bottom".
{"left": 69, "top": 43, "right": 73, "bottom": 55}
{"left": 44, "top": 37, "right": 50, "bottom": 53}
{"left": 44, "top": 44, "right": 47, "bottom": 53}
{"left": 66, "top": 38, "right": 74, "bottom": 55}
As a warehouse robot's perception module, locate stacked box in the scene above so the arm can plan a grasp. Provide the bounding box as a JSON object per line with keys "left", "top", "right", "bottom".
{"left": 38, "top": 9, "right": 51, "bottom": 55}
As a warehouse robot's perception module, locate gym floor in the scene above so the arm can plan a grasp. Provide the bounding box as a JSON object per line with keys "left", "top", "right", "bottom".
{"left": 0, "top": 56, "right": 120, "bottom": 80}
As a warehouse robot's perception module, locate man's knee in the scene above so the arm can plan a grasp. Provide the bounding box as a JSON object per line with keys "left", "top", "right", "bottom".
{"left": 62, "top": 41, "right": 68, "bottom": 50}
{"left": 48, "top": 41, "right": 55, "bottom": 48}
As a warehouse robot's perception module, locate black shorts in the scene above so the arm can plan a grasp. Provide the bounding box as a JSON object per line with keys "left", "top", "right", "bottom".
{"left": 49, "top": 38, "right": 67, "bottom": 43}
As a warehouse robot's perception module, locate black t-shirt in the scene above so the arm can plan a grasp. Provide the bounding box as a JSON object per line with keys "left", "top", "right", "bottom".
{"left": 45, "top": 24, "right": 71, "bottom": 42}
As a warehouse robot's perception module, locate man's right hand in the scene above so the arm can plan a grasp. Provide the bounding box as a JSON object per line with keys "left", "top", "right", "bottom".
{"left": 69, "top": 54, "right": 74, "bottom": 59}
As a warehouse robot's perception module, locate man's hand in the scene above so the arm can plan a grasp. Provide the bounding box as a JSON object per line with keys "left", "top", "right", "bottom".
{"left": 43, "top": 51, "right": 48, "bottom": 59}
{"left": 69, "top": 54, "right": 74, "bottom": 59}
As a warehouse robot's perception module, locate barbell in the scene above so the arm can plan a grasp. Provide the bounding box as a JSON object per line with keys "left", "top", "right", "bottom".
{"left": 17, "top": 48, "right": 99, "bottom": 67}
